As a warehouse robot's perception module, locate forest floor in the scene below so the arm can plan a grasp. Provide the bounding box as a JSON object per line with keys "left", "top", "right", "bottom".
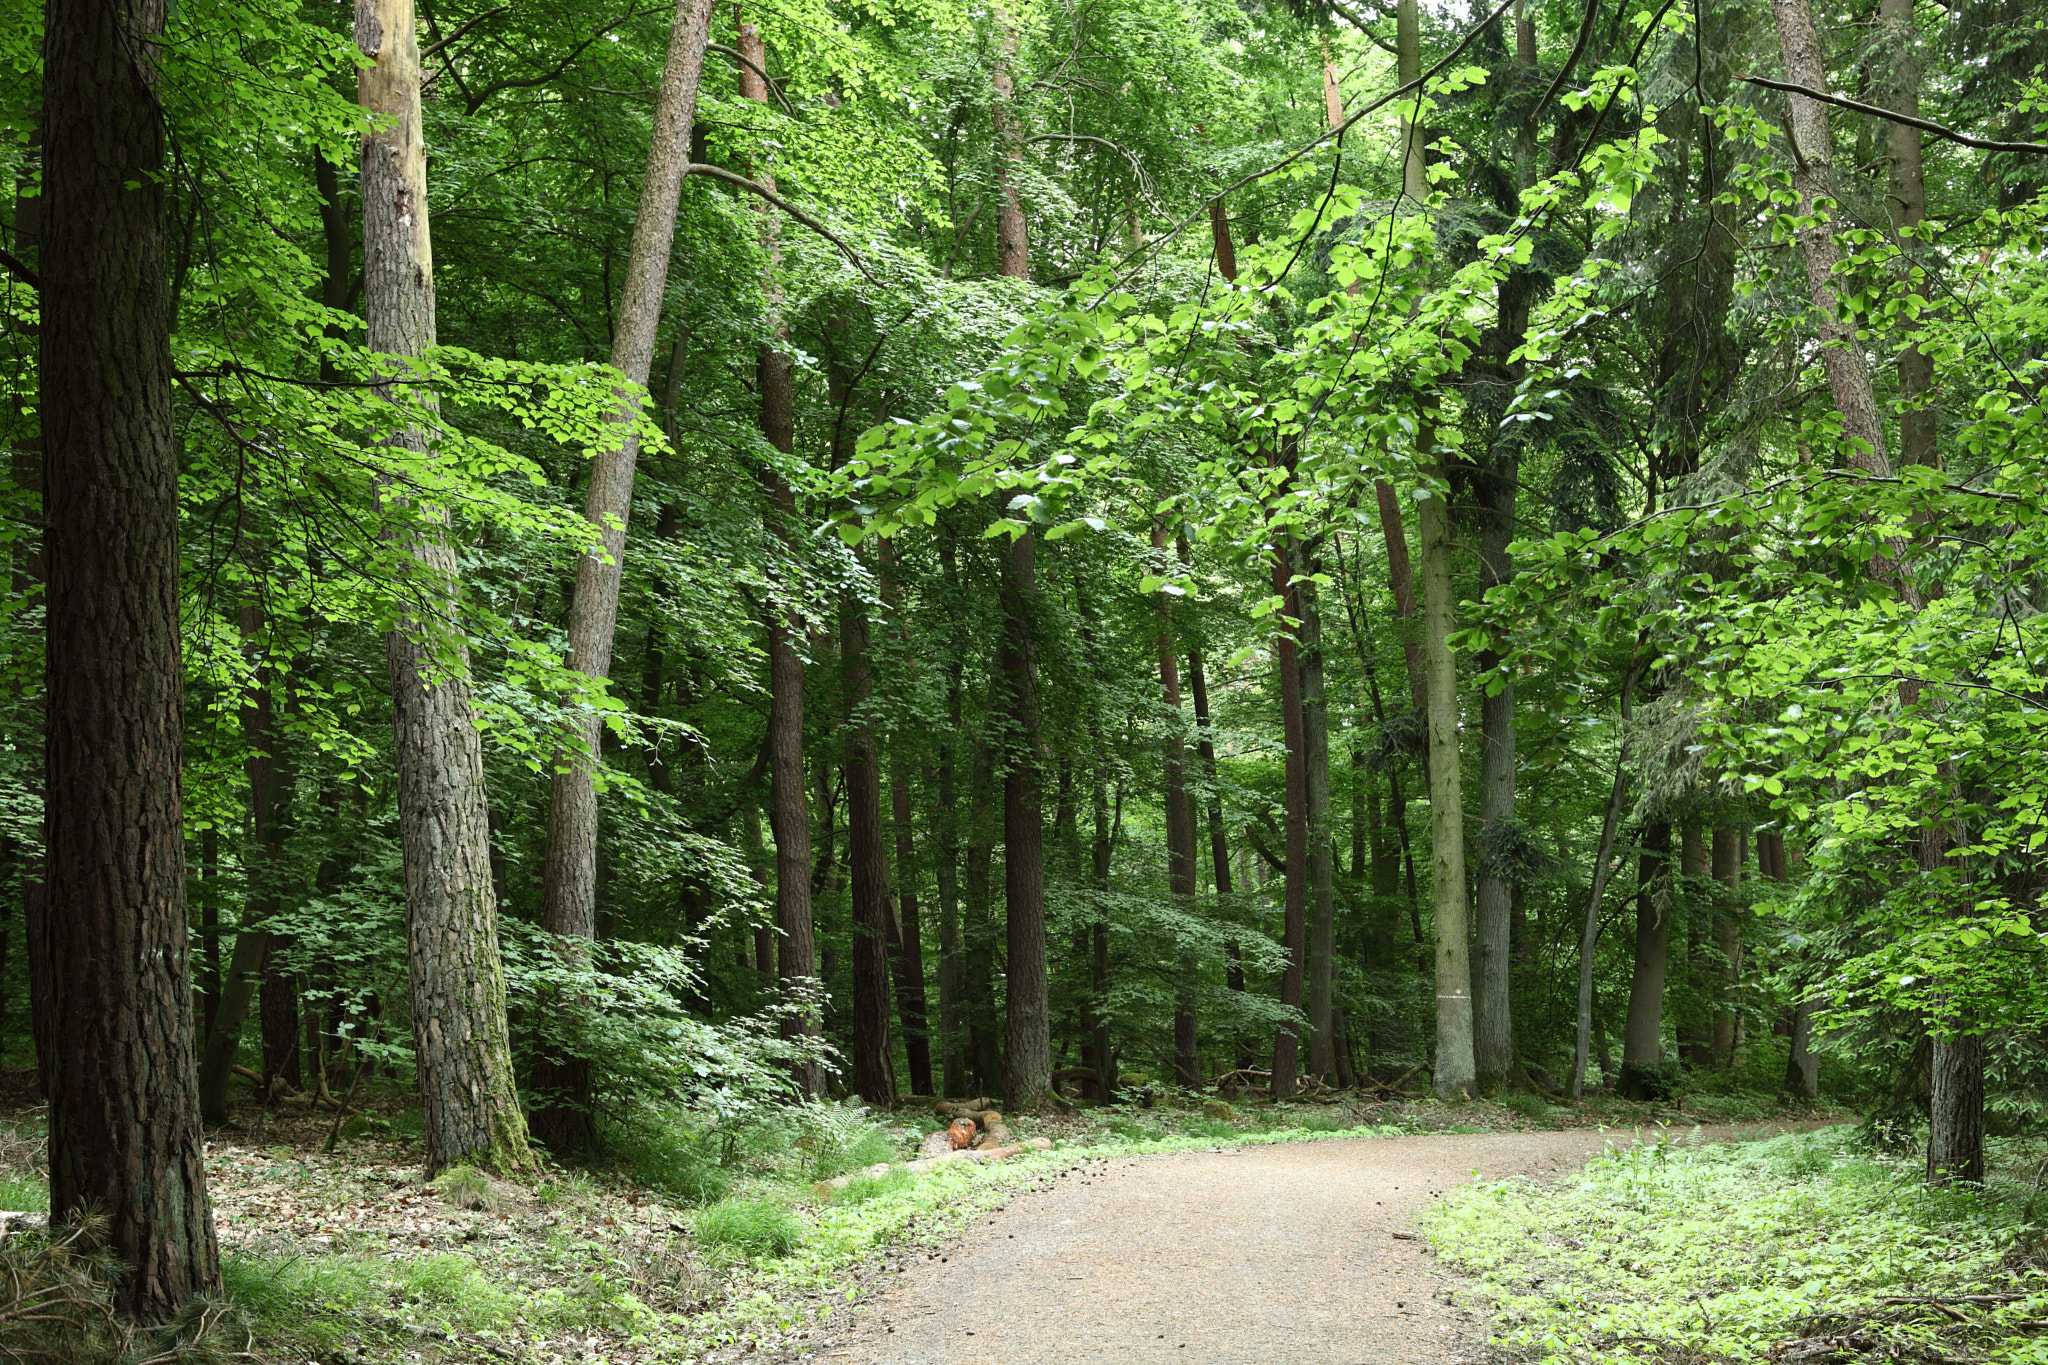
{"left": 0, "top": 1086, "right": 1852, "bottom": 1364}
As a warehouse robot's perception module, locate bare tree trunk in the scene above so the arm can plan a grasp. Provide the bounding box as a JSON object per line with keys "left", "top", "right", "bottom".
{"left": 1153, "top": 523, "right": 1200, "bottom": 1086}
{"left": 36, "top": 0, "right": 221, "bottom": 1314}
{"left": 1187, "top": 638, "right": 1243, "bottom": 1018}
{"left": 359, "top": 0, "right": 535, "bottom": 1177}
{"left": 933, "top": 549, "right": 968, "bottom": 1096}
{"left": 1619, "top": 822, "right": 1672, "bottom": 1098}
{"left": 992, "top": 8, "right": 1029, "bottom": 279}
{"left": 1419, "top": 444, "right": 1475, "bottom": 1099}
{"left": 1571, "top": 652, "right": 1643, "bottom": 1100}
{"left": 891, "top": 769, "right": 934, "bottom": 1096}
{"left": 1880, "top": 0, "right": 1934, "bottom": 469}
{"left": 999, "top": 530, "right": 1053, "bottom": 1111}
{"left": 1271, "top": 547, "right": 1309, "bottom": 1099}
{"left": 1300, "top": 562, "right": 1337, "bottom": 1082}
{"left": 963, "top": 740, "right": 1002, "bottom": 1095}
{"left": 532, "top": 0, "right": 712, "bottom": 1151}
{"left": 1711, "top": 827, "right": 1743, "bottom": 1069}
{"left": 1372, "top": 480, "right": 1427, "bottom": 717}
{"left": 843, "top": 594, "right": 896, "bottom": 1105}
{"left": 1471, "top": 469, "right": 1518, "bottom": 1094}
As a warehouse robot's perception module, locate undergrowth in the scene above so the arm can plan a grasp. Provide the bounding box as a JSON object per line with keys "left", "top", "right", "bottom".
{"left": 1427, "top": 1127, "right": 2048, "bottom": 1365}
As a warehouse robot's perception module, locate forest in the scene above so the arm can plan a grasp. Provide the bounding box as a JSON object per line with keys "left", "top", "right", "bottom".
{"left": 3, "top": 0, "right": 2048, "bottom": 1357}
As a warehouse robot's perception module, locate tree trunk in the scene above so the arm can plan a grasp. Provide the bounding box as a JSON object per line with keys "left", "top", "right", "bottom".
{"left": 1089, "top": 740, "right": 1116, "bottom": 1100}
{"left": 534, "top": 0, "right": 713, "bottom": 1153}
{"left": 1571, "top": 652, "right": 1643, "bottom": 1100}
{"left": 1419, "top": 449, "right": 1475, "bottom": 1099}
{"left": 1619, "top": 822, "right": 1672, "bottom": 1098}
{"left": 1372, "top": 480, "right": 1427, "bottom": 717}
{"left": 1927, "top": 1031, "right": 1983, "bottom": 1183}
{"left": 1299, "top": 561, "right": 1337, "bottom": 1082}
{"left": 360, "top": 0, "right": 535, "bottom": 1177}
{"left": 1880, "top": 0, "right": 1934, "bottom": 469}
{"left": 36, "top": 0, "right": 221, "bottom": 1314}
{"left": 1471, "top": 469, "right": 1518, "bottom": 1095}
{"left": 843, "top": 593, "right": 896, "bottom": 1105}
{"left": 963, "top": 740, "right": 1002, "bottom": 1095}
{"left": 999, "top": 530, "right": 1053, "bottom": 1111}
{"left": 1187, "top": 638, "right": 1242, "bottom": 1015}
{"left": 1711, "top": 827, "right": 1743, "bottom": 1069}
{"left": 1153, "top": 523, "right": 1200, "bottom": 1086}
{"left": 1271, "top": 547, "right": 1309, "bottom": 1099}
{"left": 992, "top": 9, "right": 1028, "bottom": 280}
{"left": 891, "top": 770, "right": 934, "bottom": 1096}
{"left": 1397, "top": 0, "right": 1427, "bottom": 202}
{"left": 933, "top": 575, "right": 968, "bottom": 1096}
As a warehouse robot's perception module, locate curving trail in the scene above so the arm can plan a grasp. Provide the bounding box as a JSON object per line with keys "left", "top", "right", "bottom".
{"left": 818, "top": 1121, "right": 1830, "bottom": 1365}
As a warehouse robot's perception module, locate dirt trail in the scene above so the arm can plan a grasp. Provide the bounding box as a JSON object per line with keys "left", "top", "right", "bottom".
{"left": 818, "top": 1120, "right": 1835, "bottom": 1365}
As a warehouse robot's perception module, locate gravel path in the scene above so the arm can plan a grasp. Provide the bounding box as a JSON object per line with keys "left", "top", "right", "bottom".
{"left": 821, "top": 1120, "right": 1833, "bottom": 1365}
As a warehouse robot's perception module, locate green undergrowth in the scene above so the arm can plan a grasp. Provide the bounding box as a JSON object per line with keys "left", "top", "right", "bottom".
{"left": 1427, "top": 1126, "right": 2048, "bottom": 1365}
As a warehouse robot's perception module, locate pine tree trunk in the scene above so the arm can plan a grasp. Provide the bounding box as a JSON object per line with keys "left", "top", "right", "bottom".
{"left": 1928, "top": 1031, "right": 1984, "bottom": 1183}
{"left": 1271, "top": 547, "right": 1309, "bottom": 1099}
{"left": 1619, "top": 822, "right": 1672, "bottom": 1098}
{"left": 1153, "top": 524, "right": 1200, "bottom": 1086}
{"left": 891, "top": 770, "right": 934, "bottom": 1096}
{"left": 359, "top": 0, "right": 535, "bottom": 1177}
{"left": 999, "top": 530, "right": 1053, "bottom": 1111}
{"left": 36, "top": 0, "right": 221, "bottom": 1315}
{"left": 843, "top": 594, "right": 896, "bottom": 1105}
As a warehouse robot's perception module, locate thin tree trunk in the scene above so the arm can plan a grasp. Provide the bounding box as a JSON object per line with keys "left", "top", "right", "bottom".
{"left": 359, "top": 0, "right": 535, "bottom": 1177}
{"left": 1711, "top": 827, "right": 1743, "bottom": 1068}
{"left": 1373, "top": 480, "right": 1427, "bottom": 717}
{"left": 1300, "top": 559, "right": 1337, "bottom": 1082}
{"left": 533, "top": 0, "right": 712, "bottom": 1151}
{"left": 1471, "top": 473, "right": 1517, "bottom": 1094}
{"left": 1153, "top": 523, "right": 1200, "bottom": 1086}
{"left": 1419, "top": 444, "right": 1475, "bottom": 1099}
{"left": 1619, "top": 822, "right": 1672, "bottom": 1098}
{"left": 1186, "top": 639, "right": 1241, "bottom": 1005}
{"left": 891, "top": 769, "right": 934, "bottom": 1096}
{"left": 36, "top": 0, "right": 220, "bottom": 1313}
{"left": 1271, "top": 547, "right": 1309, "bottom": 1099}
{"left": 963, "top": 740, "right": 1001, "bottom": 1095}
{"left": 1571, "top": 650, "right": 1643, "bottom": 1100}
{"left": 843, "top": 594, "right": 895, "bottom": 1105}
{"left": 933, "top": 555, "right": 967, "bottom": 1096}
{"left": 1090, "top": 757, "right": 1114, "bottom": 1098}
{"left": 992, "top": 8, "right": 1028, "bottom": 279}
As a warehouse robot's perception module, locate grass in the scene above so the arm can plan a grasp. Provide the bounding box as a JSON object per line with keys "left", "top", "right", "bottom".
{"left": 0, "top": 1172, "right": 49, "bottom": 1211}
{"left": 696, "top": 1195, "right": 804, "bottom": 1259}
{"left": 1426, "top": 1126, "right": 2048, "bottom": 1365}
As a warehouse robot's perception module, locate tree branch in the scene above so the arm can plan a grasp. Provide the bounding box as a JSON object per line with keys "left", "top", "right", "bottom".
{"left": 422, "top": 5, "right": 508, "bottom": 59}
{"left": 707, "top": 43, "right": 799, "bottom": 118}
{"left": 1737, "top": 75, "right": 2048, "bottom": 155}
{"left": 1528, "top": 0, "right": 1600, "bottom": 129}
{"left": 684, "top": 163, "right": 876, "bottom": 283}
{"left": 0, "top": 247, "right": 38, "bottom": 290}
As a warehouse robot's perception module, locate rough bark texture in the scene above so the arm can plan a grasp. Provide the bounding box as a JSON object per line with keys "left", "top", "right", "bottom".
{"left": 359, "top": 0, "right": 535, "bottom": 1177}
{"left": 891, "top": 771, "right": 934, "bottom": 1096}
{"left": 1419, "top": 460, "right": 1475, "bottom": 1099}
{"left": 992, "top": 11, "right": 1028, "bottom": 280}
{"left": 1711, "top": 827, "right": 1743, "bottom": 1068}
{"left": 843, "top": 594, "right": 896, "bottom": 1105}
{"left": 1928, "top": 1031, "right": 1984, "bottom": 1183}
{"left": 999, "top": 531, "right": 1053, "bottom": 1111}
{"left": 1154, "top": 523, "right": 1200, "bottom": 1086}
{"left": 1271, "top": 548, "right": 1309, "bottom": 1099}
{"left": 1759, "top": 831, "right": 1818, "bottom": 1098}
{"left": 1620, "top": 822, "right": 1673, "bottom": 1098}
{"left": 1881, "top": 0, "right": 1935, "bottom": 469}
{"left": 1471, "top": 471, "right": 1517, "bottom": 1094}
{"left": 36, "top": 0, "right": 222, "bottom": 1315}
{"left": 532, "top": 0, "right": 711, "bottom": 1151}
{"left": 1769, "top": 0, "right": 1890, "bottom": 474}
{"left": 933, "top": 559, "right": 968, "bottom": 1097}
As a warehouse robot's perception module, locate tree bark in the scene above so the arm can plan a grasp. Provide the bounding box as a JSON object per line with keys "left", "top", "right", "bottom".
{"left": 933, "top": 548, "right": 968, "bottom": 1096}
{"left": 1419, "top": 456, "right": 1476, "bottom": 1098}
{"left": 1619, "top": 822, "right": 1672, "bottom": 1098}
{"left": 36, "top": 0, "right": 221, "bottom": 1315}
{"left": 842, "top": 593, "right": 896, "bottom": 1105}
{"left": 1880, "top": 0, "right": 1934, "bottom": 469}
{"left": 1571, "top": 650, "right": 1643, "bottom": 1100}
{"left": 1372, "top": 480, "right": 1427, "bottom": 717}
{"left": 891, "top": 769, "right": 934, "bottom": 1096}
{"left": 1271, "top": 547, "right": 1309, "bottom": 1099}
{"left": 992, "top": 9, "right": 1029, "bottom": 280}
{"left": 1471, "top": 469, "right": 1517, "bottom": 1094}
{"left": 1153, "top": 523, "right": 1200, "bottom": 1086}
{"left": 1711, "top": 827, "right": 1743, "bottom": 1069}
{"left": 359, "top": 0, "right": 535, "bottom": 1177}
{"left": 964, "top": 740, "right": 1002, "bottom": 1095}
{"left": 1927, "top": 1031, "right": 1984, "bottom": 1183}
{"left": 533, "top": 0, "right": 713, "bottom": 1151}
{"left": 999, "top": 530, "right": 1053, "bottom": 1111}
{"left": 1299, "top": 560, "right": 1337, "bottom": 1082}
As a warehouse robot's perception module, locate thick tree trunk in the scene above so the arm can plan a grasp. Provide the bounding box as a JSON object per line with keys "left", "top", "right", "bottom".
{"left": 992, "top": 10, "right": 1028, "bottom": 279}
{"left": 963, "top": 741, "right": 1002, "bottom": 1095}
{"left": 534, "top": 0, "right": 711, "bottom": 1152}
{"left": 359, "top": 0, "right": 535, "bottom": 1177}
{"left": 1676, "top": 826, "right": 1712, "bottom": 1065}
{"left": 1927, "top": 1031, "right": 1984, "bottom": 1183}
{"left": 1711, "top": 827, "right": 1743, "bottom": 1069}
{"left": 1419, "top": 450, "right": 1476, "bottom": 1098}
{"left": 1271, "top": 548, "right": 1309, "bottom": 1099}
{"left": 1300, "top": 564, "right": 1337, "bottom": 1082}
{"left": 999, "top": 531, "right": 1053, "bottom": 1111}
{"left": 891, "top": 770, "right": 934, "bottom": 1096}
{"left": 1153, "top": 523, "right": 1200, "bottom": 1086}
{"left": 1471, "top": 470, "right": 1518, "bottom": 1094}
{"left": 1881, "top": 0, "right": 1934, "bottom": 468}
{"left": 1619, "top": 822, "right": 1672, "bottom": 1098}
{"left": 36, "top": 0, "right": 221, "bottom": 1314}
{"left": 842, "top": 594, "right": 896, "bottom": 1105}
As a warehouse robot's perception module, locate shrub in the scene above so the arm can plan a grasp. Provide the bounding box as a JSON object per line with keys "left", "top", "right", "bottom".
{"left": 1500, "top": 1090, "right": 1548, "bottom": 1121}
{"left": 695, "top": 1196, "right": 803, "bottom": 1259}
{"left": 603, "top": 1114, "right": 732, "bottom": 1205}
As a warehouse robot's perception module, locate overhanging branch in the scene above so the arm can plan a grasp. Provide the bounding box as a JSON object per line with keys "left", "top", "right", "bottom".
{"left": 1738, "top": 75, "right": 2048, "bottom": 155}
{"left": 685, "top": 163, "right": 876, "bottom": 283}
